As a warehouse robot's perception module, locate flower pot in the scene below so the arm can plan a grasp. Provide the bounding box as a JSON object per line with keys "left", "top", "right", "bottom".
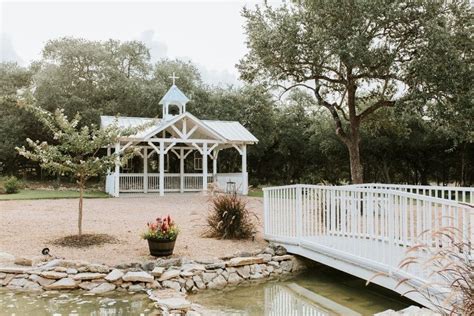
{"left": 147, "top": 238, "right": 176, "bottom": 257}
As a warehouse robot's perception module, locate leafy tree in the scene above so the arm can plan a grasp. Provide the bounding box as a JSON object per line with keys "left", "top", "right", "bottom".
{"left": 0, "top": 63, "right": 35, "bottom": 174}
{"left": 238, "top": 0, "right": 472, "bottom": 183}
{"left": 16, "top": 102, "right": 139, "bottom": 236}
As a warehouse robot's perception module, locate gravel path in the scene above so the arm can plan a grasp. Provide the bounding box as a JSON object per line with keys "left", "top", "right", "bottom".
{"left": 0, "top": 193, "right": 266, "bottom": 266}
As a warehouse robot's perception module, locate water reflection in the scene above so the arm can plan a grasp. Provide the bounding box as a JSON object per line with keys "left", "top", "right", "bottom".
{"left": 0, "top": 291, "right": 156, "bottom": 316}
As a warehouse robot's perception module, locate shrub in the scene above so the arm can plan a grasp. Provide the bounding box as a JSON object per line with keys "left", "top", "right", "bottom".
{"left": 205, "top": 193, "right": 256, "bottom": 240}
{"left": 4, "top": 176, "right": 20, "bottom": 194}
{"left": 142, "top": 215, "right": 179, "bottom": 240}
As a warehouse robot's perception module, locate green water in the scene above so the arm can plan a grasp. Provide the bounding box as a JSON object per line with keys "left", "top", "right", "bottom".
{"left": 0, "top": 266, "right": 414, "bottom": 316}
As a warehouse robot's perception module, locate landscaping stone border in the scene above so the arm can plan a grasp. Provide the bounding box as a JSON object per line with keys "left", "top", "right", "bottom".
{"left": 0, "top": 244, "right": 306, "bottom": 315}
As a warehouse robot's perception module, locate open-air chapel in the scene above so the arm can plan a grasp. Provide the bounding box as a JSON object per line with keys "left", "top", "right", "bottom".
{"left": 102, "top": 74, "right": 258, "bottom": 197}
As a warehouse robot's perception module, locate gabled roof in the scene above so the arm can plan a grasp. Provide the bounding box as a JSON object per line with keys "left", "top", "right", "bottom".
{"left": 100, "top": 113, "right": 258, "bottom": 144}
{"left": 203, "top": 120, "right": 259, "bottom": 143}
{"left": 159, "top": 85, "right": 190, "bottom": 105}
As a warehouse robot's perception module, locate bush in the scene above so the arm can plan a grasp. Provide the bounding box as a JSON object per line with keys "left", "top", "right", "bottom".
{"left": 204, "top": 193, "right": 256, "bottom": 240}
{"left": 3, "top": 176, "right": 20, "bottom": 194}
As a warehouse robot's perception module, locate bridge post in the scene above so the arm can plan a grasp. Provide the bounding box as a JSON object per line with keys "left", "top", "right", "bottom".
{"left": 296, "top": 185, "right": 302, "bottom": 237}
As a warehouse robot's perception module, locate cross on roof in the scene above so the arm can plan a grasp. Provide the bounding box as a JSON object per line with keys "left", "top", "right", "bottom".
{"left": 169, "top": 72, "right": 179, "bottom": 85}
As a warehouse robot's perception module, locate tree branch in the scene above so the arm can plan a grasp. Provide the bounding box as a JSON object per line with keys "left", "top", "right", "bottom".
{"left": 358, "top": 99, "right": 396, "bottom": 121}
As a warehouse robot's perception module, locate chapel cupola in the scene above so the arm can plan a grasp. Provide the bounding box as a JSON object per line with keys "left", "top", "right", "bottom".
{"left": 159, "top": 72, "right": 190, "bottom": 121}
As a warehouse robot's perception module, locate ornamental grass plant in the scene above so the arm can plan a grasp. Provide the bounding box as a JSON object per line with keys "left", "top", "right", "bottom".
{"left": 204, "top": 192, "right": 256, "bottom": 240}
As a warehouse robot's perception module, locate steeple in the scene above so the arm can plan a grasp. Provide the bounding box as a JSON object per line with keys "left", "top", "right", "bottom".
{"left": 159, "top": 72, "right": 190, "bottom": 121}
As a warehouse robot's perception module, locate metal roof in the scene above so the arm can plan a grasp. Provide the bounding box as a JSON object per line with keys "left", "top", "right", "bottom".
{"left": 100, "top": 114, "right": 258, "bottom": 144}
{"left": 159, "top": 85, "right": 190, "bottom": 105}
{"left": 203, "top": 120, "right": 259, "bottom": 143}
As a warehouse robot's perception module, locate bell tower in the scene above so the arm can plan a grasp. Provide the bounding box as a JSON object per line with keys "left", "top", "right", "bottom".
{"left": 159, "top": 72, "right": 190, "bottom": 121}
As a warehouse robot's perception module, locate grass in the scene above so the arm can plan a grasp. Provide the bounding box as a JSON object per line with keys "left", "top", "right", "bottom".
{"left": 0, "top": 189, "right": 109, "bottom": 200}
{"left": 248, "top": 188, "right": 263, "bottom": 198}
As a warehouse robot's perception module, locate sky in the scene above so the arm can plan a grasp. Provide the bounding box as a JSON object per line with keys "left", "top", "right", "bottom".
{"left": 0, "top": 0, "right": 276, "bottom": 86}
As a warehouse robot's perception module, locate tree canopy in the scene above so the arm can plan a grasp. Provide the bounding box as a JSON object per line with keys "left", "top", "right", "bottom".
{"left": 238, "top": 0, "right": 473, "bottom": 183}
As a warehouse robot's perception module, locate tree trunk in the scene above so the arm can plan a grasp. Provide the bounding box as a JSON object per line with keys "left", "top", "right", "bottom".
{"left": 78, "top": 178, "right": 84, "bottom": 236}
{"left": 347, "top": 140, "right": 364, "bottom": 184}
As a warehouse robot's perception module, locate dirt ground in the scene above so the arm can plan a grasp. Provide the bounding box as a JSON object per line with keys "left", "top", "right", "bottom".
{"left": 0, "top": 193, "right": 266, "bottom": 266}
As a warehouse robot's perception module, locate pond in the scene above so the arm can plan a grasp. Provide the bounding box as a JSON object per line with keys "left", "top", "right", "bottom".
{"left": 0, "top": 266, "right": 414, "bottom": 316}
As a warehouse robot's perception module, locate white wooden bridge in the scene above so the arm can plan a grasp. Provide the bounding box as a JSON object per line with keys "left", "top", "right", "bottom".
{"left": 263, "top": 184, "right": 473, "bottom": 307}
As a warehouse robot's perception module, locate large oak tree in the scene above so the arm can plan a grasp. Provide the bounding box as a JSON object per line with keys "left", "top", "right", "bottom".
{"left": 238, "top": 0, "right": 472, "bottom": 183}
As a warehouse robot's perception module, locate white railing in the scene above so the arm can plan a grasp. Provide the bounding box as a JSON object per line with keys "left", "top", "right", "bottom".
{"left": 119, "top": 173, "right": 144, "bottom": 192}
{"left": 264, "top": 184, "right": 473, "bottom": 299}
{"left": 351, "top": 183, "right": 473, "bottom": 204}
{"left": 119, "top": 173, "right": 214, "bottom": 193}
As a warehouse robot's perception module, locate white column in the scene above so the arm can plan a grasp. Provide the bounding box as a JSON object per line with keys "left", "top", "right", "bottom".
{"left": 159, "top": 141, "right": 165, "bottom": 196}
{"left": 180, "top": 148, "right": 184, "bottom": 193}
{"left": 114, "top": 142, "right": 120, "bottom": 197}
{"left": 212, "top": 150, "right": 218, "bottom": 177}
{"left": 202, "top": 143, "right": 208, "bottom": 192}
{"left": 143, "top": 147, "right": 148, "bottom": 193}
{"left": 241, "top": 144, "right": 248, "bottom": 195}
{"left": 106, "top": 147, "right": 111, "bottom": 174}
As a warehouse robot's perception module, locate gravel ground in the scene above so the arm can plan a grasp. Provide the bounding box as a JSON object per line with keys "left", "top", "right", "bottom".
{"left": 0, "top": 193, "right": 266, "bottom": 266}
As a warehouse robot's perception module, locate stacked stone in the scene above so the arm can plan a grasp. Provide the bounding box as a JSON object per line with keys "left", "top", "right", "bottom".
{"left": 0, "top": 245, "right": 305, "bottom": 314}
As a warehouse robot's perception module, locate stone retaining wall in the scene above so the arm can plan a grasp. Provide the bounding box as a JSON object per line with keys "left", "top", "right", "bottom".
{"left": 0, "top": 244, "right": 306, "bottom": 314}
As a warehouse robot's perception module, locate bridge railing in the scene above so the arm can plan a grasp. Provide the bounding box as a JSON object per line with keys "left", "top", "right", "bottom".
{"left": 349, "top": 183, "right": 473, "bottom": 204}
{"left": 263, "top": 184, "right": 473, "bottom": 286}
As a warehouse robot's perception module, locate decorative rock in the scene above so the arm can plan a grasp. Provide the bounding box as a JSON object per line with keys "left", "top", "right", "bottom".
{"left": 192, "top": 275, "right": 205, "bottom": 290}
{"left": 7, "top": 277, "right": 28, "bottom": 288}
{"left": 201, "top": 272, "right": 216, "bottom": 284}
{"left": 250, "top": 272, "right": 263, "bottom": 279}
{"left": 0, "top": 274, "right": 14, "bottom": 286}
{"left": 54, "top": 267, "right": 68, "bottom": 272}
{"left": 0, "top": 273, "right": 6, "bottom": 279}
{"left": 40, "top": 271, "right": 68, "bottom": 279}
{"left": 73, "top": 273, "right": 106, "bottom": 281}
{"left": 141, "top": 261, "right": 155, "bottom": 271}
{"left": 162, "top": 280, "right": 181, "bottom": 292}
{"left": 66, "top": 268, "right": 78, "bottom": 274}
{"left": 23, "top": 280, "right": 42, "bottom": 291}
{"left": 90, "top": 282, "right": 116, "bottom": 294}
{"left": 127, "top": 284, "right": 144, "bottom": 292}
{"left": 79, "top": 282, "right": 100, "bottom": 291}
{"left": 205, "top": 262, "right": 226, "bottom": 270}
{"left": 155, "top": 297, "right": 191, "bottom": 310}
{"left": 272, "top": 255, "right": 293, "bottom": 262}
{"left": 122, "top": 271, "right": 154, "bottom": 283}
{"left": 86, "top": 264, "right": 109, "bottom": 273}
{"left": 207, "top": 274, "right": 226, "bottom": 290}
{"left": 44, "top": 278, "right": 78, "bottom": 290}
{"left": 180, "top": 271, "right": 194, "bottom": 277}
{"left": 227, "top": 272, "right": 242, "bottom": 285}
{"left": 151, "top": 267, "right": 165, "bottom": 277}
{"left": 268, "top": 261, "right": 279, "bottom": 267}
{"left": 181, "top": 263, "right": 206, "bottom": 273}
{"left": 0, "top": 267, "right": 29, "bottom": 274}
{"left": 257, "top": 254, "right": 272, "bottom": 263}
{"left": 227, "top": 257, "right": 264, "bottom": 267}
{"left": 274, "top": 245, "right": 287, "bottom": 256}
{"left": 28, "top": 274, "right": 55, "bottom": 287}
{"left": 159, "top": 269, "right": 181, "bottom": 281}
{"left": 155, "top": 258, "right": 182, "bottom": 269}
{"left": 14, "top": 257, "right": 33, "bottom": 266}
{"left": 185, "top": 279, "right": 194, "bottom": 291}
{"left": 236, "top": 265, "right": 250, "bottom": 279}
{"left": 280, "top": 260, "right": 293, "bottom": 272}
{"left": 105, "top": 269, "right": 124, "bottom": 282}
{"left": 262, "top": 247, "right": 275, "bottom": 256}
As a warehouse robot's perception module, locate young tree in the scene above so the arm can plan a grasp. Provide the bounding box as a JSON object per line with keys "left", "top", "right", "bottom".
{"left": 238, "top": 0, "right": 472, "bottom": 183}
{"left": 16, "top": 103, "right": 140, "bottom": 236}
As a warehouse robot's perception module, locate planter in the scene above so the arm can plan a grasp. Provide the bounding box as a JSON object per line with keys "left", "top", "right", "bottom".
{"left": 147, "top": 238, "right": 177, "bottom": 257}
